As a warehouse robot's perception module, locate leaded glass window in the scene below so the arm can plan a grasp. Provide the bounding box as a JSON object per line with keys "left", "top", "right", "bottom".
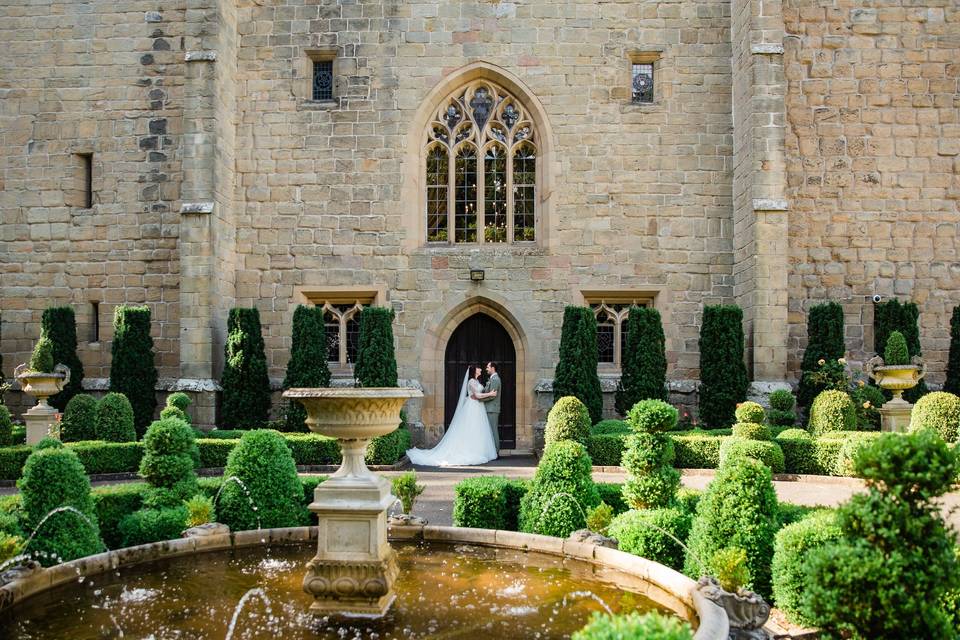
{"left": 313, "top": 60, "right": 333, "bottom": 101}
{"left": 632, "top": 63, "right": 654, "bottom": 104}
{"left": 425, "top": 82, "right": 537, "bottom": 244}
{"left": 321, "top": 302, "right": 364, "bottom": 366}
{"left": 589, "top": 301, "right": 651, "bottom": 368}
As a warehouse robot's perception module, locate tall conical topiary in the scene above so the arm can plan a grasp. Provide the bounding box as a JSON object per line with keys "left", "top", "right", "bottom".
{"left": 797, "top": 302, "right": 845, "bottom": 408}
{"left": 109, "top": 305, "right": 158, "bottom": 437}
{"left": 221, "top": 308, "right": 271, "bottom": 428}
{"left": 554, "top": 306, "right": 603, "bottom": 424}
{"left": 945, "top": 306, "right": 960, "bottom": 396}
{"left": 41, "top": 306, "right": 85, "bottom": 411}
{"left": 353, "top": 307, "right": 398, "bottom": 387}
{"left": 615, "top": 306, "right": 668, "bottom": 416}
{"left": 282, "top": 305, "right": 331, "bottom": 431}
{"left": 698, "top": 305, "right": 749, "bottom": 427}
{"left": 873, "top": 299, "right": 928, "bottom": 402}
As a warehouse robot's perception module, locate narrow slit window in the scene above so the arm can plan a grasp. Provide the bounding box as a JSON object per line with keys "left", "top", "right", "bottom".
{"left": 312, "top": 60, "right": 333, "bottom": 101}
{"left": 631, "top": 63, "right": 654, "bottom": 104}
{"left": 91, "top": 301, "right": 100, "bottom": 342}
{"left": 79, "top": 153, "right": 93, "bottom": 208}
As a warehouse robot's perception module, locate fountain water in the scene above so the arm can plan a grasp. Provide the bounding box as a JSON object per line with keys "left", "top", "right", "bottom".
{"left": 213, "top": 476, "right": 262, "bottom": 530}
{"left": 224, "top": 587, "right": 273, "bottom": 640}
{"left": 283, "top": 387, "right": 423, "bottom": 617}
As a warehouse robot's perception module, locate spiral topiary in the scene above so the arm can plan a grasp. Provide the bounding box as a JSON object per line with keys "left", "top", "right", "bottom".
{"left": 166, "top": 392, "right": 191, "bottom": 412}
{"left": 621, "top": 399, "right": 680, "bottom": 509}
{"left": 137, "top": 416, "right": 199, "bottom": 507}
{"left": 908, "top": 391, "right": 960, "bottom": 443}
{"left": 808, "top": 390, "right": 856, "bottom": 436}
{"left": 544, "top": 396, "right": 592, "bottom": 448}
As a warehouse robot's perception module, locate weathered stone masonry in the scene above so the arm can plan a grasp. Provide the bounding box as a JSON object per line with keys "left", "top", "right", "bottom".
{"left": 1, "top": 0, "right": 957, "bottom": 449}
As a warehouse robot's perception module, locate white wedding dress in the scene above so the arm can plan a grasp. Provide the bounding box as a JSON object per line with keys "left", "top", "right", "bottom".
{"left": 407, "top": 371, "right": 498, "bottom": 466}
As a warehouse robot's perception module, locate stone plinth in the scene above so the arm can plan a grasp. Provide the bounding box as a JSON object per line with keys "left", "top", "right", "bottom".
{"left": 880, "top": 398, "right": 912, "bottom": 433}
{"left": 15, "top": 365, "right": 70, "bottom": 445}
{"left": 284, "top": 387, "right": 422, "bottom": 617}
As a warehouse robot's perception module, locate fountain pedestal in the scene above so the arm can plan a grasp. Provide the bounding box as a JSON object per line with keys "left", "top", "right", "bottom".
{"left": 15, "top": 364, "right": 70, "bottom": 445}
{"left": 284, "top": 387, "right": 421, "bottom": 618}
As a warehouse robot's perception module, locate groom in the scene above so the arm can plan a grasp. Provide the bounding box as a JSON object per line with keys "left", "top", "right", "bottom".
{"left": 474, "top": 362, "right": 501, "bottom": 451}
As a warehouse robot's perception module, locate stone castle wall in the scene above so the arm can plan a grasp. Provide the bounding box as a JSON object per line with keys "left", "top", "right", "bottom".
{"left": 1, "top": 0, "right": 958, "bottom": 439}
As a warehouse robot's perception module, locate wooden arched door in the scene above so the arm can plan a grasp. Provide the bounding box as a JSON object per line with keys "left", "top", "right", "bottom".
{"left": 444, "top": 312, "right": 517, "bottom": 449}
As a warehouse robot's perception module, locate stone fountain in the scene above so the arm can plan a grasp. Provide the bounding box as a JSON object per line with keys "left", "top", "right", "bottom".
{"left": 283, "top": 387, "right": 422, "bottom": 617}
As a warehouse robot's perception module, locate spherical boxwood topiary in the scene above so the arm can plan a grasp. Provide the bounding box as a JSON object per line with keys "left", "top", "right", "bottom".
{"left": 545, "top": 396, "right": 592, "bottom": 447}
{"left": 159, "top": 405, "right": 190, "bottom": 425}
{"left": 518, "top": 440, "right": 601, "bottom": 538}
{"left": 608, "top": 507, "right": 693, "bottom": 571}
{"left": 218, "top": 430, "right": 306, "bottom": 531}
{"left": 808, "top": 390, "right": 856, "bottom": 436}
{"left": 96, "top": 392, "right": 137, "bottom": 442}
{"left": 17, "top": 447, "right": 101, "bottom": 565}
{"left": 138, "top": 417, "right": 200, "bottom": 507}
{"left": 719, "top": 439, "right": 785, "bottom": 474}
{"left": 684, "top": 457, "right": 779, "bottom": 597}
{"left": 735, "top": 402, "right": 765, "bottom": 425}
{"left": 572, "top": 611, "right": 694, "bottom": 640}
{"left": 771, "top": 511, "right": 842, "bottom": 626}
{"left": 909, "top": 391, "right": 960, "bottom": 443}
{"left": 60, "top": 394, "right": 98, "bottom": 442}
{"left": 769, "top": 390, "right": 796, "bottom": 412}
{"left": 166, "top": 392, "right": 191, "bottom": 413}
{"left": 627, "top": 399, "right": 678, "bottom": 433}
{"left": 731, "top": 422, "right": 771, "bottom": 441}
{"left": 0, "top": 405, "right": 13, "bottom": 447}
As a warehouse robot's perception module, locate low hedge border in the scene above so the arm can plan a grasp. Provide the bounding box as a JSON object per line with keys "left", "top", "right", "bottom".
{"left": 0, "top": 476, "right": 326, "bottom": 551}
{"left": 586, "top": 431, "right": 883, "bottom": 476}
{"left": 0, "top": 428, "right": 413, "bottom": 482}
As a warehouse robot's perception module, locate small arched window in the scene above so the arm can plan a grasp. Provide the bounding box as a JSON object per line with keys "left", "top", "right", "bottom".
{"left": 425, "top": 83, "right": 537, "bottom": 244}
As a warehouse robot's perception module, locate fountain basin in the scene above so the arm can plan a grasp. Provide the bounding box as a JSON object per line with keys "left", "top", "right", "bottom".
{"left": 0, "top": 525, "right": 727, "bottom": 639}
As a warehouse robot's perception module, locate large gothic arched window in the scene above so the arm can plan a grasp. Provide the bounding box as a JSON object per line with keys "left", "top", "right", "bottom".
{"left": 425, "top": 82, "right": 537, "bottom": 244}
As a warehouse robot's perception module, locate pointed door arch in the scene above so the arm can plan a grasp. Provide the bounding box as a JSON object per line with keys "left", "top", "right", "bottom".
{"left": 443, "top": 312, "right": 516, "bottom": 449}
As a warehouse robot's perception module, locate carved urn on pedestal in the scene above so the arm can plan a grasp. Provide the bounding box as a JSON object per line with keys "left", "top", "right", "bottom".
{"left": 865, "top": 355, "right": 924, "bottom": 432}
{"left": 14, "top": 363, "right": 70, "bottom": 445}
{"left": 283, "top": 387, "right": 421, "bottom": 617}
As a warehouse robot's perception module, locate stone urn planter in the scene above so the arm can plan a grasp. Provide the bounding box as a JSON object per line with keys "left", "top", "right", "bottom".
{"left": 14, "top": 363, "right": 70, "bottom": 445}
{"left": 283, "top": 387, "right": 422, "bottom": 617}
{"left": 865, "top": 356, "right": 924, "bottom": 432}
{"left": 697, "top": 576, "right": 770, "bottom": 640}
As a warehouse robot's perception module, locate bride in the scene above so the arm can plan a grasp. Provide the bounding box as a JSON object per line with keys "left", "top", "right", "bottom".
{"left": 407, "top": 366, "right": 498, "bottom": 466}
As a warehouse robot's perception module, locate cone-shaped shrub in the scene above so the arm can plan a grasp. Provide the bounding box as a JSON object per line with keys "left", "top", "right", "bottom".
{"left": 61, "top": 393, "right": 98, "bottom": 442}
{"left": 282, "top": 305, "right": 331, "bottom": 431}
{"left": 218, "top": 430, "right": 306, "bottom": 531}
{"left": 909, "top": 391, "right": 960, "bottom": 443}
{"left": 767, "top": 389, "right": 797, "bottom": 427}
{"left": 801, "top": 430, "right": 960, "bottom": 637}
{"left": 221, "top": 308, "right": 271, "bottom": 428}
{"left": 109, "top": 305, "right": 158, "bottom": 436}
{"left": 946, "top": 306, "right": 960, "bottom": 395}
{"left": 41, "top": 306, "right": 84, "bottom": 411}
{"left": 874, "top": 299, "right": 928, "bottom": 402}
{"left": 519, "top": 440, "right": 601, "bottom": 537}
{"left": 353, "top": 307, "right": 398, "bottom": 387}
{"left": 798, "top": 302, "right": 845, "bottom": 408}
{"left": 0, "top": 405, "right": 12, "bottom": 447}
{"left": 615, "top": 306, "right": 668, "bottom": 415}
{"left": 95, "top": 392, "right": 137, "bottom": 442}
{"left": 544, "top": 396, "right": 591, "bottom": 447}
{"left": 698, "top": 305, "right": 748, "bottom": 427}
{"left": 684, "top": 457, "right": 779, "bottom": 598}
{"left": 883, "top": 331, "right": 909, "bottom": 365}
{"left": 621, "top": 400, "right": 680, "bottom": 509}
{"left": 18, "top": 447, "right": 101, "bottom": 565}
{"left": 553, "top": 306, "right": 603, "bottom": 424}
{"left": 29, "top": 334, "right": 54, "bottom": 373}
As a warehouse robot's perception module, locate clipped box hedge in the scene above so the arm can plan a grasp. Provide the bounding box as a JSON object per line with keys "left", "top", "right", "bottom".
{"left": 0, "top": 428, "right": 414, "bottom": 481}
{"left": 0, "top": 476, "right": 326, "bottom": 551}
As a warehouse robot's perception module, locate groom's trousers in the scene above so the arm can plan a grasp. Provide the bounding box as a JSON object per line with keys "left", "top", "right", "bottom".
{"left": 486, "top": 411, "right": 500, "bottom": 450}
